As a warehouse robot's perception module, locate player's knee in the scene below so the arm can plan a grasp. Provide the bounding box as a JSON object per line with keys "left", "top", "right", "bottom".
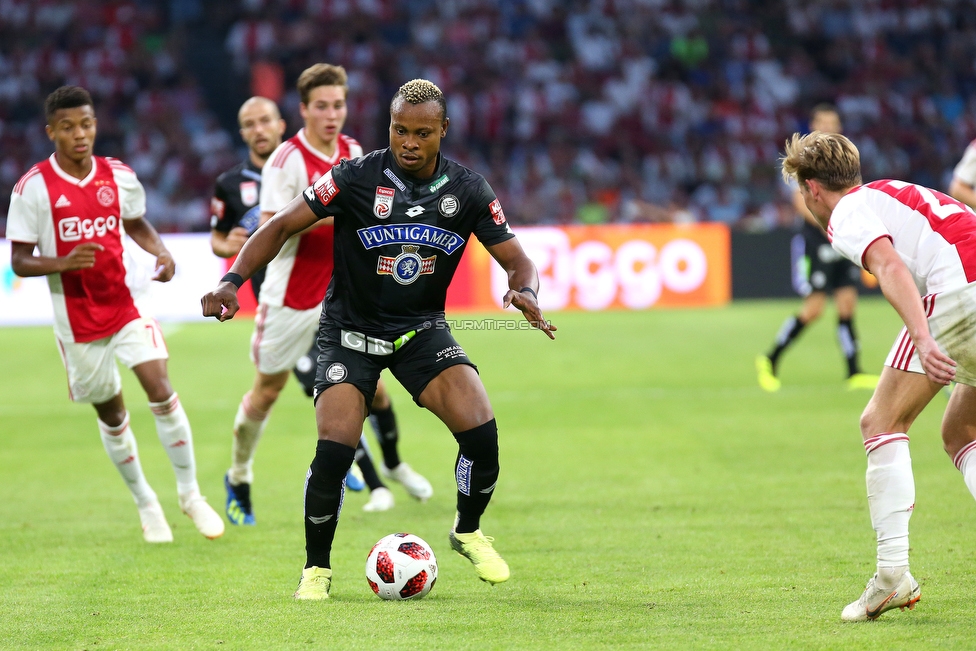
{"left": 453, "top": 419, "right": 499, "bottom": 462}
{"left": 859, "top": 405, "right": 880, "bottom": 437}
{"left": 252, "top": 382, "right": 283, "bottom": 410}
{"left": 860, "top": 403, "right": 909, "bottom": 438}
{"left": 95, "top": 405, "right": 127, "bottom": 428}
{"left": 143, "top": 379, "right": 174, "bottom": 404}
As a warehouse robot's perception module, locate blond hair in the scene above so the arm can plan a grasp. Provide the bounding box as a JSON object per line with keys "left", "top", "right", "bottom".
{"left": 391, "top": 79, "right": 447, "bottom": 119}
{"left": 781, "top": 131, "right": 861, "bottom": 191}
{"left": 297, "top": 63, "right": 348, "bottom": 105}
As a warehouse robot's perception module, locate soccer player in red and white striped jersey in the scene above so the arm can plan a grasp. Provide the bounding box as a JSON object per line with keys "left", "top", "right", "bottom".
{"left": 6, "top": 86, "right": 223, "bottom": 543}
{"left": 783, "top": 131, "right": 976, "bottom": 621}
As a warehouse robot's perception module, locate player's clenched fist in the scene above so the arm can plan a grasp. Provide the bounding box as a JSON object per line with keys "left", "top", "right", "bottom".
{"left": 152, "top": 249, "right": 176, "bottom": 282}
{"left": 201, "top": 283, "right": 240, "bottom": 322}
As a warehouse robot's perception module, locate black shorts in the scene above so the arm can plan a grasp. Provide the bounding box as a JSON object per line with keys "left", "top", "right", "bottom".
{"left": 792, "top": 223, "right": 860, "bottom": 296}
{"left": 312, "top": 321, "right": 477, "bottom": 409}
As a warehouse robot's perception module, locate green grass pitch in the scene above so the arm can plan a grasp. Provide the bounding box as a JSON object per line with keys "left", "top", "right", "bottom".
{"left": 2, "top": 299, "right": 974, "bottom": 650}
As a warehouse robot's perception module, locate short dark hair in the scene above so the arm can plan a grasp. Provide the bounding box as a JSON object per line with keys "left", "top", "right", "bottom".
{"left": 391, "top": 79, "right": 447, "bottom": 120}
{"left": 45, "top": 86, "right": 94, "bottom": 122}
{"left": 297, "top": 64, "right": 348, "bottom": 105}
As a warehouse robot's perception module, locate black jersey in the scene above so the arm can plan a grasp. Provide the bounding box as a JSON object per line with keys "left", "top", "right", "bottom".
{"left": 210, "top": 159, "right": 266, "bottom": 300}
{"left": 303, "top": 149, "right": 515, "bottom": 337}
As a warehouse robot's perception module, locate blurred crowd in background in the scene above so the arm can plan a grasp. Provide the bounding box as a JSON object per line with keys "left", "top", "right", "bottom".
{"left": 2, "top": 0, "right": 976, "bottom": 237}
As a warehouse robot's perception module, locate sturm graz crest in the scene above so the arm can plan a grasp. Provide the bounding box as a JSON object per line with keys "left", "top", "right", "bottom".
{"left": 376, "top": 245, "right": 436, "bottom": 285}
{"left": 438, "top": 194, "right": 459, "bottom": 217}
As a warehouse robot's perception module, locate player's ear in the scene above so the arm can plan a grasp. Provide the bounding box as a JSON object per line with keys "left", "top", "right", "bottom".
{"left": 441, "top": 117, "right": 449, "bottom": 138}
{"left": 45, "top": 124, "right": 55, "bottom": 141}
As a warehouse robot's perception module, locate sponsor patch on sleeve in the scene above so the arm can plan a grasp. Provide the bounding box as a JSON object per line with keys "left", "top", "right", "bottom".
{"left": 210, "top": 197, "right": 225, "bottom": 219}
{"left": 313, "top": 170, "right": 339, "bottom": 205}
{"left": 489, "top": 198, "right": 506, "bottom": 225}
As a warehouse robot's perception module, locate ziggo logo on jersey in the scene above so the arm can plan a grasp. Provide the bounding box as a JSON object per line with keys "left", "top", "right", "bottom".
{"left": 58, "top": 215, "right": 119, "bottom": 241}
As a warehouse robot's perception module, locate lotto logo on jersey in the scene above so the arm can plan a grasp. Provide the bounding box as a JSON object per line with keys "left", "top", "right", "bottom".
{"left": 58, "top": 215, "right": 119, "bottom": 242}
{"left": 489, "top": 199, "right": 506, "bottom": 225}
{"left": 312, "top": 170, "right": 339, "bottom": 206}
{"left": 373, "top": 187, "right": 395, "bottom": 219}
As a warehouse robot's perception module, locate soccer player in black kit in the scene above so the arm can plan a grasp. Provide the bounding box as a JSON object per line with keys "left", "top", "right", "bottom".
{"left": 203, "top": 79, "right": 555, "bottom": 599}
{"left": 209, "top": 95, "right": 404, "bottom": 524}
{"left": 210, "top": 97, "right": 285, "bottom": 302}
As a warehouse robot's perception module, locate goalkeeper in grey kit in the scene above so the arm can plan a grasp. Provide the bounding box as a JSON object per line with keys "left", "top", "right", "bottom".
{"left": 202, "top": 79, "right": 555, "bottom": 599}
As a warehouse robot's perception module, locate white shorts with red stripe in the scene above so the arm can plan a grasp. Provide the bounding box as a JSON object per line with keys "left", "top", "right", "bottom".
{"left": 56, "top": 316, "right": 168, "bottom": 404}
{"left": 250, "top": 303, "right": 320, "bottom": 375}
{"left": 885, "top": 282, "right": 976, "bottom": 387}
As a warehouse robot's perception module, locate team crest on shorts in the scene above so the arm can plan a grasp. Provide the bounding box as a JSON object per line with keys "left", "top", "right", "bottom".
{"left": 373, "top": 187, "right": 395, "bottom": 219}
{"left": 438, "top": 194, "right": 459, "bottom": 218}
{"left": 326, "top": 363, "right": 348, "bottom": 383}
{"left": 97, "top": 186, "right": 116, "bottom": 207}
{"left": 377, "top": 245, "right": 436, "bottom": 285}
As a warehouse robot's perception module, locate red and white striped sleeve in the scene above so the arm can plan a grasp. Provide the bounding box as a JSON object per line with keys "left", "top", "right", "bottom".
{"left": 108, "top": 157, "right": 147, "bottom": 220}
{"left": 6, "top": 167, "right": 46, "bottom": 244}
{"left": 260, "top": 140, "right": 306, "bottom": 215}
{"left": 828, "top": 191, "right": 892, "bottom": 270}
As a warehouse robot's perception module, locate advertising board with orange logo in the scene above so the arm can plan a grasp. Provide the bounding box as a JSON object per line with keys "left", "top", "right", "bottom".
{"left": 446, "top": 224, "right": 730, "bottom": 311}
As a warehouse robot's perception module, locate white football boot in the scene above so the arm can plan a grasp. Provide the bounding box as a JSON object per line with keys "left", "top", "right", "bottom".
{"left": 363, "top": 487, "right": 395, "bottom": 512}
{"left": 138, "top": 501, "right": 173, "bottom": 543}
{"left": 841, "top": 568, "right": 920, "bottom": 621}
{"left": 382, "top": 462, "right": 433, "bottom": 501}
{"left": 179, "top": 492, "right": 225, "bottom": 539}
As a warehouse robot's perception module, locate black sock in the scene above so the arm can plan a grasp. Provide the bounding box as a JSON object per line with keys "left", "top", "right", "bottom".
{"left": 304, "top": 439, "right": 356, "bottom": 569}
{"left": 768, "top": 315, "right": 806, "bottom": 370}
{"left": 368, "top": 404, "right": 401, "bottom": 470}
{"left": 354, "top": 439, "right": 385, "bottom": 491}
{"left": 292, "top": 343, "right": 318, "bottom": 398}
{"left": 838, "top": 317, "right": 861, "bottom": 377}
{"left": 452, "top": 419, "right": 499, "bottom": 534}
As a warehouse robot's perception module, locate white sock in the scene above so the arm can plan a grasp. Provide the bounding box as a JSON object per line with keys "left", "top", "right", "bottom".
{"left": 229, "top": 391, "right": 270, "bottom": 485}
{"left": 953, "top": 440, "right": 976, "bottom": 500}
{"left": 149, "top": 393, "right": 199, "bottom": 497}
{"left": 98, "top": 413, "right": 157, "bottom": 507}
{"left": 863, "top": 433, "right": 914, "bottom": 573}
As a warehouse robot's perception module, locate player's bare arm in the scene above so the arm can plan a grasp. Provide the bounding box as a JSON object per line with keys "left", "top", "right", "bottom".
{"left": 863, "top": 237, "right": 956, "bottom": 385}
{"left": 125, "top": 216, "right": 175, "bottom": 282}
{"left": 260, "top": 207, "right": 329, "bottom": 235}
{"left": 485, "top": 237, "right": 556, "bottom": 340}
{"left": 948, "top": 177, "right": 976, "bottom": 211}
{"left": 210, "top": 227, "right": 249, "bottom": 258}
{"left": 201, "top": 195, "right": 324, "bottom": 321}
{"left": 10, "top": 240, "right": 104, "bottom": 276}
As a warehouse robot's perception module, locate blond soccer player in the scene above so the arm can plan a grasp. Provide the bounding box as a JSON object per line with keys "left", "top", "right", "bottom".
{"left": 783, "top": 130, "right": 976, "bottom": 621}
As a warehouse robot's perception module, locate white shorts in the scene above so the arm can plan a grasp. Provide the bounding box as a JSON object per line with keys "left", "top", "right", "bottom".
{"left": 885, "top": 282, "right": 976, "bottom": 387}
{"left": 56, "top": 317, "right": 168, "bottom": 404}
{"left": 250, "top": 303, "right": 319, "bottom": 375}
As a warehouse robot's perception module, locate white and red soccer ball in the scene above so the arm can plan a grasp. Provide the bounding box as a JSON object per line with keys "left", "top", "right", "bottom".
{"left": 365, "top": 533, "right": 438, "bottom": 600}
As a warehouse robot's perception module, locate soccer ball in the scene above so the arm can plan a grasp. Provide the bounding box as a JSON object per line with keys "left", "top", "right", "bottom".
{"left": 365, "top": 532, "right": 438, "bottom": 600}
